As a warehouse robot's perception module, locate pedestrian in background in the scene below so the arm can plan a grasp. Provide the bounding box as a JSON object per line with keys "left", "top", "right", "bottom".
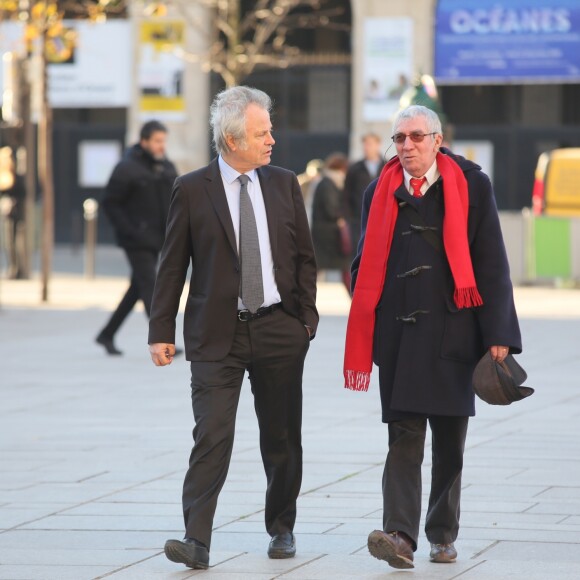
{"left": 344, "top": 132, "right": 384, "bottom": 257}
{"left": 95, "top": 120, "right": 178, "bottom": 355}
{"left": 344, "top": 105, "right": 521, "bottom": 569}
{"left": 311, "top": 152, "right": 351, "bottom": 291}
{"left": 0, "top": 146, "right": 26, "bottom": 280}
{"left": 148, "top": 86, "right": 318, "bottom": 570}
{"left": 297, "top": 158, "right": 323, "bottom": 224}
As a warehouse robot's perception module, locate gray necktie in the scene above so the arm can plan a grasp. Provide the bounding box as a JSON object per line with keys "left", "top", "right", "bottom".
{"left": 238, "top": 174, "right": 264, "bottom": 313}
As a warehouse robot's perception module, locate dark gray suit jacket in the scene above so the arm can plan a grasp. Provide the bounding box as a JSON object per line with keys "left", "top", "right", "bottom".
{"left": 148, "top": 158, "right": 318, "bottom": 361}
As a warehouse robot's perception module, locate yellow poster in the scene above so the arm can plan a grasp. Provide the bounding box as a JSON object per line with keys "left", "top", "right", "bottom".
{"left": 139, "top": 21, "right": 185, "bottom": 119}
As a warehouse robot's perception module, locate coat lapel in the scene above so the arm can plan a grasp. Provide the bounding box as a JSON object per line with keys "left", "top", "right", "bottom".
{"left": 204, "top": 158, "right": 238, "bottom": 257}
{"left": 257, "top": 165, "right": 278, "bottom": 262}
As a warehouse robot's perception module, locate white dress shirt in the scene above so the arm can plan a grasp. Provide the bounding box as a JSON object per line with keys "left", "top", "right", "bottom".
{"left": 365, "top": 159, "right": 381, "bottom": 177}
{"left": 403, "top": 160, "right": 441, "bottom": 197}
{"left": 218, "top": 156, "right": 281, "bottom": 310}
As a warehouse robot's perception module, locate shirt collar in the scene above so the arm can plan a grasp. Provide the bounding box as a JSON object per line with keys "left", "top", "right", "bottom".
{"left": 218, "top": 155, "right": 258, "bottom": 185}
{"left": 403, "top": 159, "right": 440, "bottom": 192}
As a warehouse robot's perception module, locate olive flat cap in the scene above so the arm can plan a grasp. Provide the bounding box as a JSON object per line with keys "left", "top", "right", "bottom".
{"left": 473, "top": 351, "right": 534, "bottom": 405}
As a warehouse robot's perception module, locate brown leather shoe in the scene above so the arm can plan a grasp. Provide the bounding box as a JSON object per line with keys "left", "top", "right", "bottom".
{"left": 430, "top": 542, "right": 457, "bottom": 563}
{"left": 368, "top": 530, "right": 414, "bottom": 569}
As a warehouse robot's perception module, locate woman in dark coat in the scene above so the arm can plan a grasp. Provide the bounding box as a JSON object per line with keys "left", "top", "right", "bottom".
{"left": 311, "top": 153, "right": 351, "bottom": 290}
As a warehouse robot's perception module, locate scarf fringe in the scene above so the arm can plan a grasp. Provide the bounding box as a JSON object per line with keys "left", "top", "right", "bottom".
{"left": 454, "top": 286, "right": 483, "bottom": 309}
{"left": 344, "top": 370, "right": 371, "bottom": 392}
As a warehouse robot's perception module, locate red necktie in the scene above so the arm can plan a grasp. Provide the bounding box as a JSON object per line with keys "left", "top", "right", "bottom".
{"left": 410, "top": 177, "right": 426, "bottom": 198}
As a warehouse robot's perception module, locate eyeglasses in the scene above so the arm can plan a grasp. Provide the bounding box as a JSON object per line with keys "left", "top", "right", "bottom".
{"left": 392, "top": 132, "right": 437, "bottom": 145}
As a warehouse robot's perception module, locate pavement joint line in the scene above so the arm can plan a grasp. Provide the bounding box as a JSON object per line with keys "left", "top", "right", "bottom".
{"left": 461, "top": 526, "right": 580, "bottom": 537}
{"left": 98, "top": 500, "right": 178, "bottom": 505}
{"left": 532, "top": 486, "right": 555, "bottom": 499}
{"left": 20, "top": 527, "right": 186, "bottom": 532}
{"left": 212, "top": 508, "right": 267, "bottom": 532}
{"left": 274, "top": 553, "right": 328, "bottom": 579}
{"left": 76, "top": 471, "right": 110, "bottom": 483}
{"left": 321, "top": 522, "right": 343, "bottom": 534}
{"left": 299, "top": 463, "right": 381, "bottom": 497}
{"left": 205, "top": 550, "right": 250, "bottom": 571}
{"left": 142, "top": 450, "right": 176, "bottom": 460}
{"left": 480, "top": 538, "right": 580, "bottom": 546}
{"left": 521, "top": 502, "right": 539, "bottom": 514}
{"left": 470, "top": 411, "right": 542, "bottom": 430}
{"left": 92, "top": 551, "right": 164, "bottom": 579}
{"left": 450, "top": 559, "right": 487, "bottom": 579}
{"left": 350, "top": 543, "right": 370, "bottom": 556}
{"left": 471, "top": 539, "right": 500, "bottom": 559}
{"left": 505, "top": 467, "right": 529, "bottom": 480}
{"left": 1, "top": 483, "right": 37, "bottom": 492}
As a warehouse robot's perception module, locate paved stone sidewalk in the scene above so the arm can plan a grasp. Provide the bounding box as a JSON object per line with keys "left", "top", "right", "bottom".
{"left": 1, "top": 266, "right": 580, "bottom": 579}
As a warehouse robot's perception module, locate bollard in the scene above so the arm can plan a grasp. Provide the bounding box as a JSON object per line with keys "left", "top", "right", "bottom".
{"left": 83, "top": 198, "right": 98, "bottom": 279}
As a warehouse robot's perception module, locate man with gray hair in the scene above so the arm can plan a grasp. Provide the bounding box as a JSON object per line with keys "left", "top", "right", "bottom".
{"left": 344, "top": 105, "right": 521, "bottom": 568}
{"left": 148, "top": 86, "right": 318, "bottom": 569}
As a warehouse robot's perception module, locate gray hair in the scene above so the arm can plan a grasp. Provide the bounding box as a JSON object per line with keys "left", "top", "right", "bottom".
{"left": 210, "top": 86, "right": 272, "bottom": 155}
{"left": 393, "top": 105, "right": 442, "bottom": 136}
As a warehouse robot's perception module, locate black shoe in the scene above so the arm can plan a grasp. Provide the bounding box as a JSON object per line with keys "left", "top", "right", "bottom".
{"left": 268, "top": 532, "right": 296, "bottom": 559}
{"left": 164, "top": 537, "right": 209, "bottom": 569}
{"left": 95, "top": 334, "right": 123, "bottom": 356}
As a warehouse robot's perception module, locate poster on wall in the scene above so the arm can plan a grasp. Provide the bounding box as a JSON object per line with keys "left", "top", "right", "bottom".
{"left": 0, "top": 20, "right": 132, "bottom": 108}
{"left": 78, "top": 141, "right": 122, "bottom": 188}
{"left": 363, "top": 18, "right": 414, "bottom": 122}
{"left": 435, "top": 0, "right": 580, "bottom": 83}
{"left": 138, "top": 21, "right": 185, "bottom": 120}
{"left": 48, "top": 21, "right": 132, "bottom": 107}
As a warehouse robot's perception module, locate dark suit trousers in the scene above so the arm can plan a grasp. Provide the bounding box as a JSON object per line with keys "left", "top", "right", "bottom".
{"left": 99, "top": 249, "right": 158, "bottom": 338}
{"left": 182, "top": 308, "right": 309, "bottom": 549}
{"left": 382, "top": 416, "right": 469, "bottom": 549}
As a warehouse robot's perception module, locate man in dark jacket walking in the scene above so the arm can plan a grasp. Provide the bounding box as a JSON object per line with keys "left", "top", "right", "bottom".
{"left": 344, "top": 105, "right": 521, "bottom": 569}
{"left": 96, "top": 120, "right": 178, "bottom": 355}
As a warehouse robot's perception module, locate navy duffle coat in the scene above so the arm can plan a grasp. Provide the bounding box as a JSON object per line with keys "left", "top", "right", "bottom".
{"left": 351, "top": 148, "right": 522, "bottom": 422}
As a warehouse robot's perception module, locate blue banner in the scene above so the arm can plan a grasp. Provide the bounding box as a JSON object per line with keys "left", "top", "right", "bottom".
{"left": 435, "top": 0, "right": 580, "bottom": 83}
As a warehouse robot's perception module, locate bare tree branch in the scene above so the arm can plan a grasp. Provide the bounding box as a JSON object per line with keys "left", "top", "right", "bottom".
{"left": 169, "top": 1, "right": 212, "bottom": 45}
{"left": 174, "top": 0, "right": 350, "bottom": 87}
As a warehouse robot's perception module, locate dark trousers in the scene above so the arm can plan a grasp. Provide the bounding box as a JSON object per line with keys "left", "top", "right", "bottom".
{"left": 99, "top": 248, "right": 158, "bottom": 338}
{"left": 382, "top": 416, "right": 469, "bottom": 549}
{"left": 182, "top": 308, "right": 309, "bottom": 549}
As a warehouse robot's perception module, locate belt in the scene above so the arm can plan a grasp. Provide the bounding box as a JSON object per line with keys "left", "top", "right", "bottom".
{"left": 238, "top": 303, "right": 282, "bottom": 322}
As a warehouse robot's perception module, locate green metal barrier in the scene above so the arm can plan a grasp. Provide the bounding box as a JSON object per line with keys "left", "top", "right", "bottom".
{"left": 527, "top": 215, "right": 571, "bottom": 279}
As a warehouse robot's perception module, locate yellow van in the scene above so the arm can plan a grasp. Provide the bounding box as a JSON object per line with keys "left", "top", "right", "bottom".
{"left": 532, "top": 148, "right": 580, "bottom": 216}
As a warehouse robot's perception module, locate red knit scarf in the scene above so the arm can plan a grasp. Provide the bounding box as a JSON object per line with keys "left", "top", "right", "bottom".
{"left": 343, "top": 152, "right": 483, "bottom": 392}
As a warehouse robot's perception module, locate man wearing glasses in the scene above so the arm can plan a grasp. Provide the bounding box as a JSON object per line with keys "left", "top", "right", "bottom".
{"left": 344, "top": 105, "right": 521, "bottom": 569}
